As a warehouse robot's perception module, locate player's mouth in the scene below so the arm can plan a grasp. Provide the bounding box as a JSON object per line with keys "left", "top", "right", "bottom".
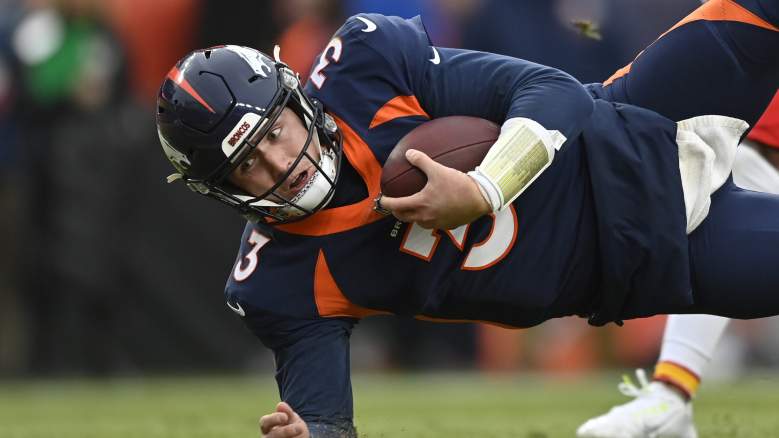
{"left": 288, "top": 168, "right": 314, "bottom": 196}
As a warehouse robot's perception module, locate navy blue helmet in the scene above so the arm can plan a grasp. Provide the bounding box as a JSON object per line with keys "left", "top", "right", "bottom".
{"left": 156, "top": 45, "right": 342, "bottom": 223}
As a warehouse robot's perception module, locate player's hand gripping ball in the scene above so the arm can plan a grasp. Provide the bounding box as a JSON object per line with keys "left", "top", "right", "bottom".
{"left": 378, "top": 116, "right": 499, "bottom": 229}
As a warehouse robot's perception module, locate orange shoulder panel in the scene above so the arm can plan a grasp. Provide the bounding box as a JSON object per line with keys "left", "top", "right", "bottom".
{"left": 313, "top": 250, "right": 389, "bottom": 318}
{"left": 369, "top": 95, "right": 429, "bottom": 129}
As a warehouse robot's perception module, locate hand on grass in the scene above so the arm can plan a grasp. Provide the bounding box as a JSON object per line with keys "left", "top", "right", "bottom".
{"left": 260, "top": 402, "right": 309, "bottom": 438}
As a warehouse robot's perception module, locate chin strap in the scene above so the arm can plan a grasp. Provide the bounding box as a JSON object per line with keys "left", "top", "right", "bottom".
{"left": 166, "top": 173, "right": 184, "bottom": 183}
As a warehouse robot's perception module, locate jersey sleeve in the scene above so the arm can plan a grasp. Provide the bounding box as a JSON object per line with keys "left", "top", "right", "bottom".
{"left": 244, "top": 310, "right": 357, "bottom": 435}
{"left": 417, "top": 46, "right": 595, "bottom": 141}
{"left": 345, "top": 14, "right": 596, "bottom": 141}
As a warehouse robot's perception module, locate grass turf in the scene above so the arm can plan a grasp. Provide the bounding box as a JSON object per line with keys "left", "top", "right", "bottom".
{"left": 0, "top": 373, "right": 778, "bottom": 437}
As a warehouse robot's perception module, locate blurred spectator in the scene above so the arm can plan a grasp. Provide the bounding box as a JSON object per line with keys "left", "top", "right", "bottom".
{"left": 0, "top": 1, "right": 22, "bottom": 170}
{"left": 0, "top": 0, "right": 26, "bottom": 376}
{"left": 460, "top": 0, "right": 701, "bottom": 84}
{"left": 198, "top": 0, "right": 278, "bottom": 53}
{"left": 10, "top": 0, "right": 262, "bottom": 375}
{"left": 104, "top": 0, "right": 200, "bottom": 104}
{"left": 275, "top": 0, "right": 342, "bottom": 82}
{"left": 12, "top": 0, "right": 138, "bottom": 375}
{"left": 343, "top": 0, "right": 475, "bottom": 46}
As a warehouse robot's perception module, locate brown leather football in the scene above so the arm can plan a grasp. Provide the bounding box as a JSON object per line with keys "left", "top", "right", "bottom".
{"left": 380, "top": 116, "right": 499, "bottom": 198}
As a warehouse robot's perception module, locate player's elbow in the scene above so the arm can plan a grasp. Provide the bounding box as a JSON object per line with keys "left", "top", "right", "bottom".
{"left": 520, "top": 67, "right": 595, "bottom": 140}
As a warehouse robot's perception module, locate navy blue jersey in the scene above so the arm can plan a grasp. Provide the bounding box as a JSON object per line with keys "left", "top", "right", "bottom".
{"left": 222, "top": 14, "right": 694, "bottom": 429}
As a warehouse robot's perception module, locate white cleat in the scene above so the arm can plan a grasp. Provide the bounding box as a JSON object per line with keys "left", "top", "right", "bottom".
{"left": 576, "top": 369, "right": 698, "bottom": 438}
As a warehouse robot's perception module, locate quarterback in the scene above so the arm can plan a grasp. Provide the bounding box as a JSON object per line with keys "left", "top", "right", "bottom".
{"left": 155, "top": 0, "right": 779, "bottom": 436}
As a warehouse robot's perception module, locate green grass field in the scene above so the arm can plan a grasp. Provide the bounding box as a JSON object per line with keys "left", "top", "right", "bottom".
{"left": 1, "top": 372, "right": 778, "bottom": 437}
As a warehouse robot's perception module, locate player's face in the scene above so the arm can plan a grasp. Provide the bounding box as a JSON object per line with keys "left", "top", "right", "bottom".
{"left": 229, "top": 107, "right": 321, "bottom": 201}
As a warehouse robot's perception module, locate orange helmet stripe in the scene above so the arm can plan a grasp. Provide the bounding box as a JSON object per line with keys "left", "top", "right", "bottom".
{"left": 166, "top": 66, "right": 217, "bottom": 114}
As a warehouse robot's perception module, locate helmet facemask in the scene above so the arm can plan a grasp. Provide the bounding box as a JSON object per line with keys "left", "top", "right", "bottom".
{"left": 227, "top": 92, "right": 342, "bottom": 222}
{"left": 165, "top": 58, "right": 343, "bottom": 224}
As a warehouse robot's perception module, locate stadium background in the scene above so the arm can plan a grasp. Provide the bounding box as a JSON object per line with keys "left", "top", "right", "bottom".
{"left": 1, "top": 0, "right": 778, "bottom": 436}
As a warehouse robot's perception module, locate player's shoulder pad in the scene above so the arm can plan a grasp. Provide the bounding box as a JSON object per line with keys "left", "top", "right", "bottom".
{"left": 335, "top": 13, "right": 433, "bottom": 61}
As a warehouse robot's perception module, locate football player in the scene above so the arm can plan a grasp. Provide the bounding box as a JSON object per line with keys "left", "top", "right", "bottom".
{"left": 155, "top": 0, "right": 779, "bottom": 436}
{"left": 577, "top": 93, "right": 779, "bottom": 438}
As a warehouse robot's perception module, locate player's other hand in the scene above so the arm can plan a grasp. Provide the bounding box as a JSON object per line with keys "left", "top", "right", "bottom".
{"left": 260, "top": 401, "right": 309, "bottom": 438}
{"left": 379, "top": 149, "right": 491, "bottom": 230}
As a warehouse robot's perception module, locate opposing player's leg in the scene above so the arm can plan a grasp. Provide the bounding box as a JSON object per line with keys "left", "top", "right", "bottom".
{"left": 599, "top": 0, "right": 779, "bottom": 127}
{"left": 576, "top": 315, "right": 728, "bottom": 438}
{"left": 578, "top": 134, "right": 779, "bottom": 438}
{"left": 654, "top": 315, "right": 730, "bottom": 398}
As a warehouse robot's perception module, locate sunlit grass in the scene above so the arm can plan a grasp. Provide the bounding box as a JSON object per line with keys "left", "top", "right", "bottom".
{"left": 0, "top": 372, "right": 778, "bottom": 437}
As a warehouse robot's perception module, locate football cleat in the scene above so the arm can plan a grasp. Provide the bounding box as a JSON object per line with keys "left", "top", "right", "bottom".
{"left": 576, "top": 369, "right": 698, "bottom": 438}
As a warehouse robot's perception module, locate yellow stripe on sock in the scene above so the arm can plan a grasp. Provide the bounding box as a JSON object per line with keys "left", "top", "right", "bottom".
{"left": 654, "top": 361, "right": 700, "bottom": 398}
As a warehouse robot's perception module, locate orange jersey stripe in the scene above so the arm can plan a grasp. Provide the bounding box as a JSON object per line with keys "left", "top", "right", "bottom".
{"left": 369, "top": 95, "right": 430, "bottom": 129}
{"left": 604, "top": 0, "right": 779, "bottom": 86}
{"left": 275, "top": 115, "right": 385, "bottom": 236}
{"left": 313, "top": 249, "right": 389, "bottom": 318}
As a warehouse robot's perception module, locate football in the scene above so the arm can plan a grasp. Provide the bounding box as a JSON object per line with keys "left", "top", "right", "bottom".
{"left": 380, "top": 116, "right": 500, "bottom": 198}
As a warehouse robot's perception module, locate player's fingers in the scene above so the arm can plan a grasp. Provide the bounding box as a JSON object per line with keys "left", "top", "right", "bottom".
{"left": 395, "top": 206, "right": 440, "bottom": 227}
{"left": 405, "top": 149, "right": 441, "bottom": 176}
{"left": 275, "top": 402, "right": 301, "bottom": 422}
{"left": 260, "top": 412, "right": 289, "bottom": 434}
{"left": 264, "top": 424, "right": 303, "bottom": 438}
{"left": 378, "top": 192, "right": 426, "bottom": 212}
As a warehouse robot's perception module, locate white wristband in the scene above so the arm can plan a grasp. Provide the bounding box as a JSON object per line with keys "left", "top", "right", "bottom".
{"left": 474, "top": 117, "right": 565, "bottom": 210}
{"left": 467, "top": 169, "right": 503, "bottom": 212}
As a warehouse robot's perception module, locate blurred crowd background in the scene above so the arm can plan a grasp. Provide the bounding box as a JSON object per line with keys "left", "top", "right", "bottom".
{"left": 1, "top": 0, "right": 778, "bottom": 380}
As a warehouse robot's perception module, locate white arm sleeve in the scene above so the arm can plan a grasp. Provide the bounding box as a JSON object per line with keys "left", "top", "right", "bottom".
{"left": 468, "top": 117, "right": 566, "bottom": 211}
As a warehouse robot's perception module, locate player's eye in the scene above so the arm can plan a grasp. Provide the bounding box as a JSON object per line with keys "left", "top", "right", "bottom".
{"left": 240, "top": 155, "right": 256, "bottom": 173}
{"left": 267, "top": 127, "right": 282, "bottom": 141}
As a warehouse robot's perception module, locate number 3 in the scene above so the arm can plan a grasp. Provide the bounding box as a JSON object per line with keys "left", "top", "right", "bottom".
{"left": 310, "top": 38, "right": 343, "bottom": 89}
{"left": 233, "top": 230, "right": 270, "bottom": 282}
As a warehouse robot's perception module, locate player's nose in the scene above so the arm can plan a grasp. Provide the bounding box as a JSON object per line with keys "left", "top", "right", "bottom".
{"left": 262, "top": 146, "right": 293, "bottom": 181}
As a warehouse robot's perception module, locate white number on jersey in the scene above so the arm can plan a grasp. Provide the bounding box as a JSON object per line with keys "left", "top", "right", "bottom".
{"left": 233, "top": 230, "right": 270, "bottom": 281}
{"left": 310, "top": 38, "right": 343, "bottom": 89}
{"left": 399, "top": 206, "right": 518, "bottom": 270}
